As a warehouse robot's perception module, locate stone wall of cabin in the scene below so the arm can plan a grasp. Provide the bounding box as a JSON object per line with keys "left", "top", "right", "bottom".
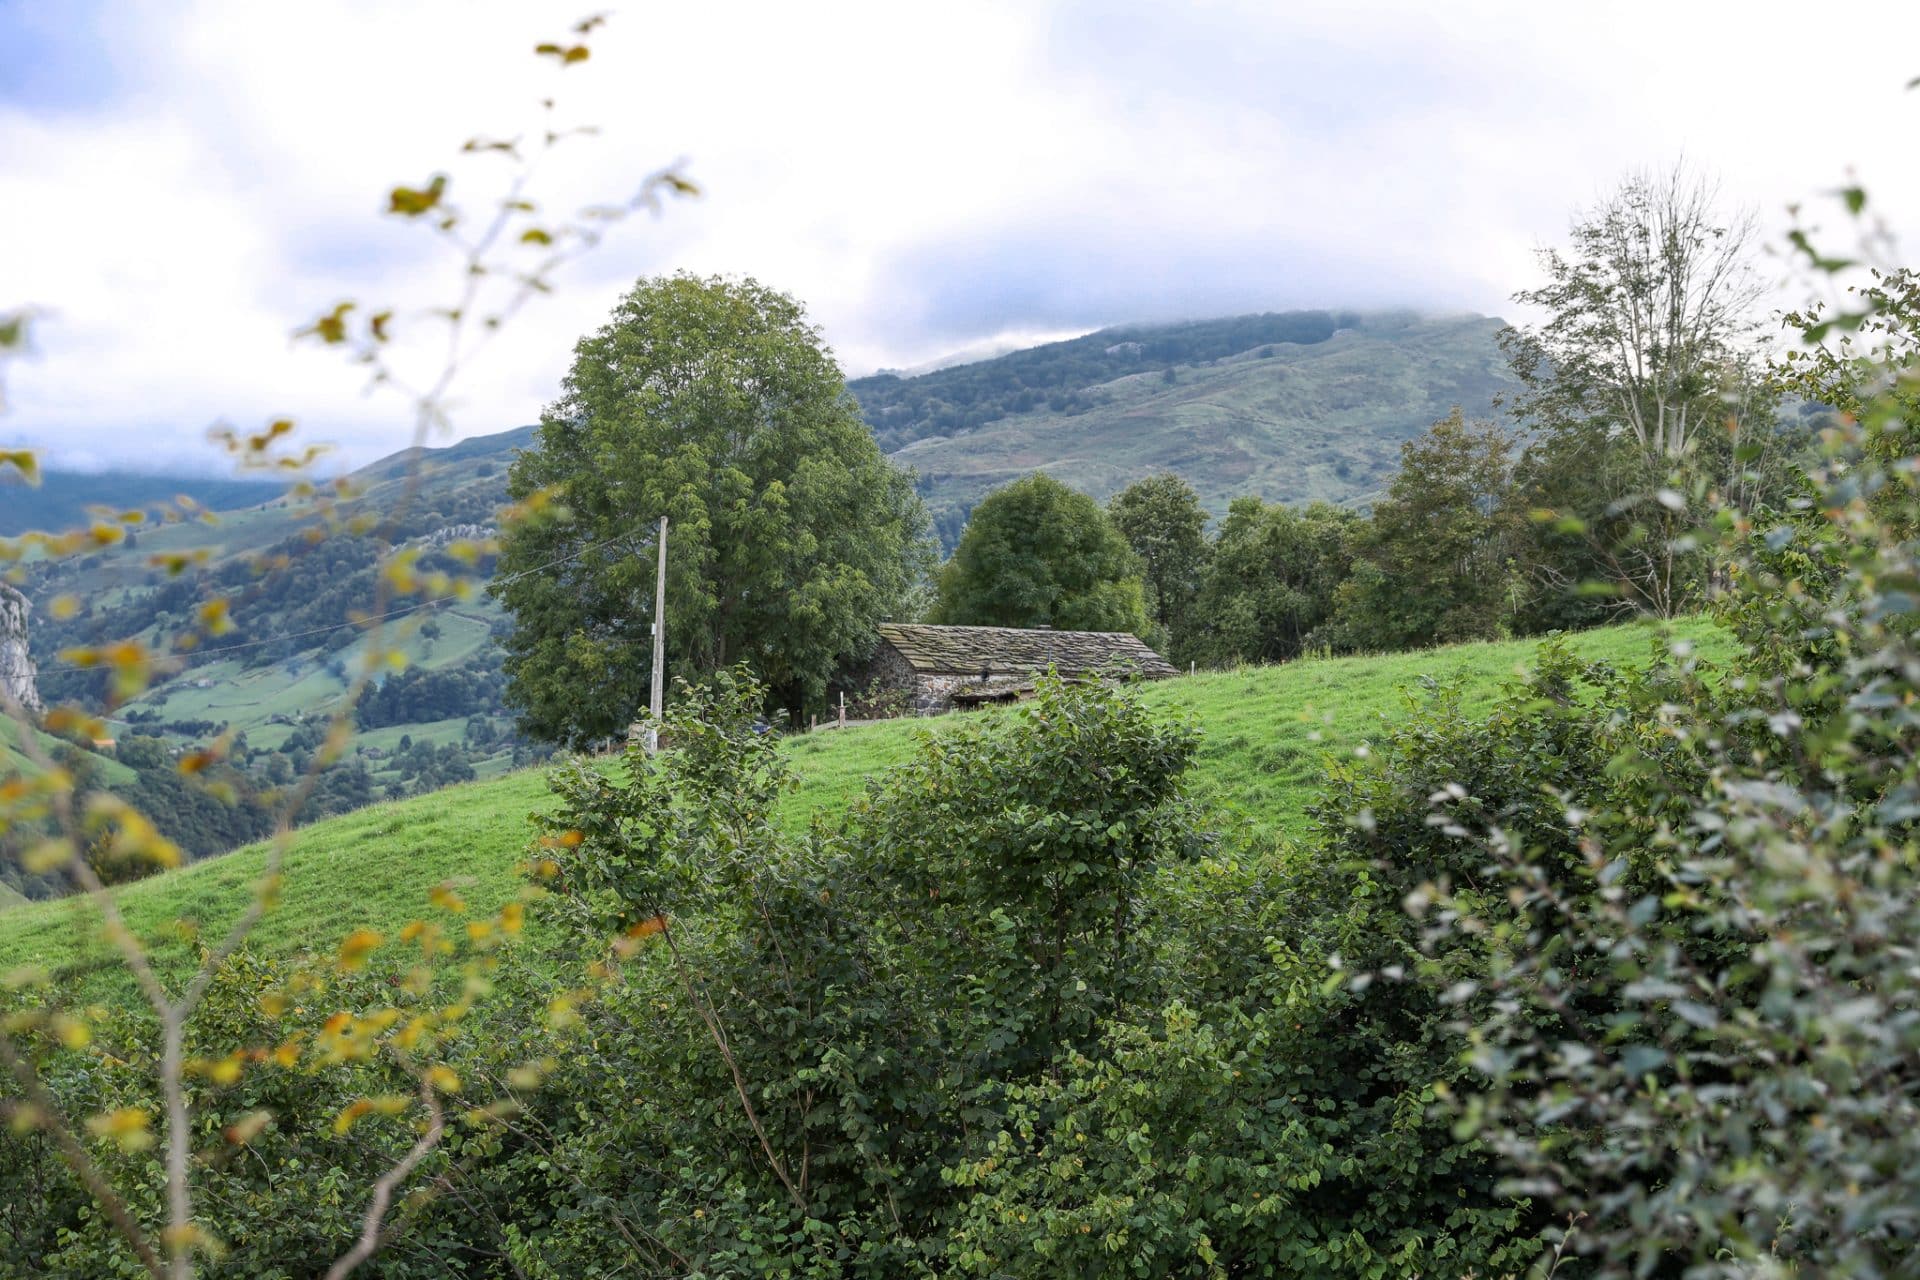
{"left": 847, "top": 642, "right": 1007, "bottom": 717}
{"left": 906, "top": 671, "right": 991, "bottom": 715}
{"left": 844, "top": 642, "right": 920, "bottom": 718}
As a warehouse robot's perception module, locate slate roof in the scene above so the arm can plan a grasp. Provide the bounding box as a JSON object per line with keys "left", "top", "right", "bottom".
{"left": 874, "top": 623, "right": 1177, "bottom": 679}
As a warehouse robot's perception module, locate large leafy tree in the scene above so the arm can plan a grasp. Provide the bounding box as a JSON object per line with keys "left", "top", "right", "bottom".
{"left": 1500, "top": 163, "right": 1764, "bottom": 466}
{"left": 1328, "top": 410, "right": 1522, "bottom": 652}
{"left": 931, "top": 472, "right": 1149, "bottom": 633}
{"left": 1183, "top": 497, "right": 1358, "bottom": 666}
{"left": 1107, "top": 473, "right": 1210, "bottom": 643}
{"left": 495, "top": 274, "right": 932, "bottom": 744}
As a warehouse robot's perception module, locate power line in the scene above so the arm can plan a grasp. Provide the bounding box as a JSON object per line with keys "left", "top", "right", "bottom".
{"left": 31, "top": 529, "right": 636, "bottom": 678}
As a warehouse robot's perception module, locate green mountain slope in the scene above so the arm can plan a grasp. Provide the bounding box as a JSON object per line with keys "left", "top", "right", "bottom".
{"left": 0, "top": 715, "right": 135, "bottom": 787}
{"left": 6, "top": 428, "right": 542, "bottom": 892}
{"left": 0, "top": 618, "right": 1729, "bottom": 974}
{"left": 852, "top": 311, "right": 1513, "bottom": 537}
{"left": 0, "top": 469, "right": 284, "bottom": 536}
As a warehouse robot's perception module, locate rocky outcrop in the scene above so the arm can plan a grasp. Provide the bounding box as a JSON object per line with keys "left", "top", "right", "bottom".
{"left": 0, "top": 582, "right": 43, "bottom": 715}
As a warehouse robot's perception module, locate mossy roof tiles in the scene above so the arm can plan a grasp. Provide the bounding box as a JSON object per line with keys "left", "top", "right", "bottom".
{"left": 874, "top": 623, "right": 1176, "bottom": 679}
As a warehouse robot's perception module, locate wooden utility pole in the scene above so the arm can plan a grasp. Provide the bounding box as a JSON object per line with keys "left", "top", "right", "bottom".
{"left": 647, "top": 516, "right": 668, "bottom": 753}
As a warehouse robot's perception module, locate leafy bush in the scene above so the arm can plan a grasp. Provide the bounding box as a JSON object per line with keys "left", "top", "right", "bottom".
{"left": 1313, "top": 221, "right": 1920, "bottom": 1273}
{"left": 476, "top": 668, "right": 1541, "bottom": 1277}
{"left": 0, "top": 950, "right": 481, "bottom": 1277}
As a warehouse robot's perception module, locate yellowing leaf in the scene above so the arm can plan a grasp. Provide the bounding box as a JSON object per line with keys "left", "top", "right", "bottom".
{"left": 224, "top": 1110, "right": 272, "bottom": 1145}
{"left": 300, "top": 303, "right": 354, "bottom": 345}
{"left": 388, "top": 174, "right": 449, "bottom": 217}
{"left": 0, "top": 450, "right": 39, "bottom": 486}
{"left": 197, "top": 599, "right": 234, "bottom": 636}
{"left": 51, "top": 1014, "right": 90, "bottom": 1050}
{"left": 23, "top": 839, "right": 71, "bottom": 874}
{"left": 333, "top": 1099, "right": 372, "bottom": 1134}
{"left": 336, "top": 929, "right": 384, "bottom": 971}
{"left": 546, "top": 994, "right": 581, "bottom": 1031}
{"left": 86, "top": 1107, "right": 154, "bottom": 1152}
{"left": 628, "top": 914, "right": 669, "bottom": 940}
{"left": 272, "top": 1035, "right": 303, "bottom": 1068}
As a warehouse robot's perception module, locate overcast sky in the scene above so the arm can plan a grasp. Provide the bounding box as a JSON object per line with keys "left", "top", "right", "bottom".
{"left": 4, "top": 0, "right": 1918, "bottom": 472}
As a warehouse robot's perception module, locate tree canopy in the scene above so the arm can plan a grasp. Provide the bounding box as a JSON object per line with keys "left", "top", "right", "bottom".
{"left": 494, "top": 274, "right": 932, "bottom": 744}
{"left": 1328, "top": 410, "right": 1521, "bottom": 652}
{"left": 930, "top": 472, "right": 1149, "bottom": 633}
{"left": 1107, "top": 473, "right": 1210, "bottom": 641}
{"left": 1181, "top": 497, "right": 1357, "bottom": 666}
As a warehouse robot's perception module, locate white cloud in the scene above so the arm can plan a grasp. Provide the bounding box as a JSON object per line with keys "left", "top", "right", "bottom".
{"left": 2, "top": 0, "right": 1917, "bottom": 471}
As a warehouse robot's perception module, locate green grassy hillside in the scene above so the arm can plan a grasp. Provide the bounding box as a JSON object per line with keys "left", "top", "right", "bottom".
{"left": 6, "top": 309, "right": 1517, "bottom": 874}
{"left": 1, "top": 715, "right": 135, "bottom": 786}
{"left": 9, "top": 427, "right": 540, "bottom": 859}
{"left": 0, "top": 618, "right": 1731, "bottom": 995}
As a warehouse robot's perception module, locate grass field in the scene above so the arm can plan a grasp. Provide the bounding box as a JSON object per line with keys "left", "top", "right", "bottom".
{"left": 113, "top": 603, "right": 508, "bottom": 749}
{"left": 0, "top": 618, "right": 1732, "bottom": 999}
{"left": 1, "top": 715, "right": 137, "bottom": 787}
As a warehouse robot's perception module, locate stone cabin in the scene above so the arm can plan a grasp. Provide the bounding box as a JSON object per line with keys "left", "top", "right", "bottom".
{"left": 848, "top": 623, "right": 1177, "bottom": 718}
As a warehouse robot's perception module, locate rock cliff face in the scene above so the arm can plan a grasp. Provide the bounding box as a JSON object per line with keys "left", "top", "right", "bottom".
{"left": 0, "top": 582, "right": 43, "bottom": 715}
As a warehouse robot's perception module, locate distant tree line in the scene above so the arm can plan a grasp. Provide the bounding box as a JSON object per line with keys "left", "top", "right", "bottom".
{"left": 355, "top": 650, "right": 507, "bottom": 729}
{"left": 486, "top": 175, "right": 1813, "bottom": 741}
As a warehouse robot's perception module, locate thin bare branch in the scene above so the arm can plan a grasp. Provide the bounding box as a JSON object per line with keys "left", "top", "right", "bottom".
{"left": 322, "top": 1080, "right": 447, "bottom": 1280}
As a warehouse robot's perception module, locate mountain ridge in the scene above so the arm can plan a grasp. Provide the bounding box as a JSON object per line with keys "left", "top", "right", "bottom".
{"left": 851, "top": 308, "right": 1514, "bottom": 539}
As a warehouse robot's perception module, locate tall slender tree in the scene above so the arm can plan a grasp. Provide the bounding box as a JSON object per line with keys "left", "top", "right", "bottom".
{"left": 1499, "top": 164, "right": 1780, "bottom": 619}
{"left": 1107, "top": 473, "right": 1210, "bottom": 646}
